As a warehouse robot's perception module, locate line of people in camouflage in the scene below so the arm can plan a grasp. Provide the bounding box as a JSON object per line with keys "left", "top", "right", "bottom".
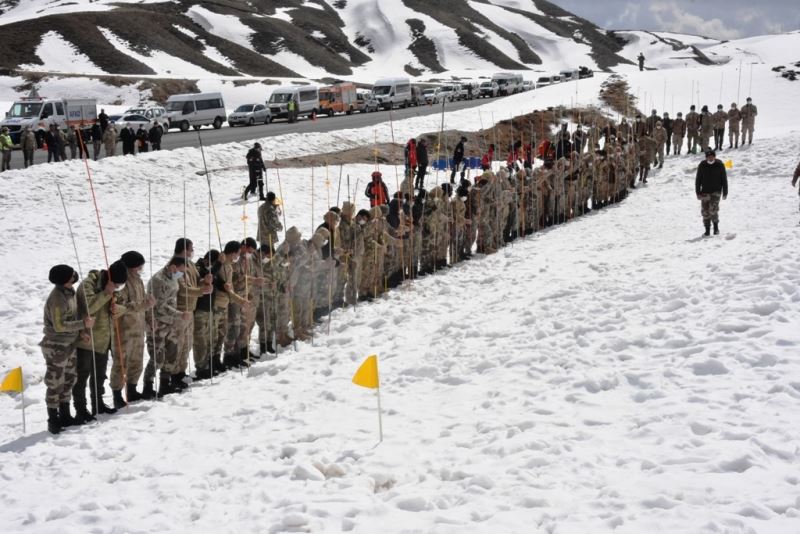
{"left": 38, "top": 98, "right": 758, "bottom": 435}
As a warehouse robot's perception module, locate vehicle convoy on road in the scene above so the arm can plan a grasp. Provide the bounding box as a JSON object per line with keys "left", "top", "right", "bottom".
{"left": 492, "top": 72, "right": 523, "bottom": 95}
{"left": 228, "top": 104, "right": 270, "bottom": 127}
{"left": 2, "top": 92, "right": 96, "bottom": 144}
{"left": 164, "top": 92, "right": 226, "bottom": 132}
{"left": 319, "top": 82, "right": 358, "bottom": 116}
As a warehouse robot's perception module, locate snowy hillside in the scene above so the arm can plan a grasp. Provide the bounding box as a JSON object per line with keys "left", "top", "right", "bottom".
{"left": 2, "top": 35, "right": 800, "bottom": 531}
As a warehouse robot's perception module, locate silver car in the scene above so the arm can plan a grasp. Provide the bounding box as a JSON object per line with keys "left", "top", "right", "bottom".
{"left": 228, "top": 103, "right": 271, "bottom": 126}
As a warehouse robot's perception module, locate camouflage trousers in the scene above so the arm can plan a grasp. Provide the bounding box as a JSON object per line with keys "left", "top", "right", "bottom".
{"left": 729, "top": 123, "right": 740, "bottom": 146}
{"left": 144, "top": 320, "right": 180, "bottom": 380}
{"left": 343, "top": 257, "right": 361, "bottom": 305}
{"left": 109, "top": 319, "right": 145, "bottom": 390}
{"left": 672, "top": 134, "right": 684, "bottom": 153}
{"left": 699, "top": 133, "right": 712, "bottom": 152}
{"left": 174, "top": 313, "right": 193, "bottom": 373}
{"left": 700, "top": 192, "right": 722, "bottom": 223}
{"left": 687, "top": 132, "right": 699, "bottom": 153}
{"left": 742, "top": 122, "right": 754, "bottom": 144}
{"left": 214, "top": 306, "right": 228, "bottom": 356}
{"left": 193, "top": 309, "right": 219, "bottom": 371}
{"left": 41, "top": 342, "right": 77, "bottom": 408}
{"left": 237, "top": 299, "right": 257, "bottom": 351}
{"left": 224, "top": 302, "right": 243, "bottom": 353}
{"left": 73, "top": 347, "right": 109, "bottom": 410}
{"left": 104, "top": 141, "right": 115, "bottom": 157}
{"left": 256, "top": 291, "right": 289, "bottom": 344}
{"left": 291, "top": 286, "right": 313, "bottom": 339}
{"left": 656, "top": 143, "right": 665, "bottom": 166}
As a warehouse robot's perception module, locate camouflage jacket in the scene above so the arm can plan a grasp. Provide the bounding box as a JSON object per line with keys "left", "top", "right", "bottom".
{"left": 257, "top": 203, "right": 283, "bottom": 246}
{"left": 116, "top": 269, "right": 148, "bottom": 329}
{"left": 740, "top": 103, "right": 757, "bottom": 124}
{"left": 177, "top": 259, "right": 206, "bottom": 312}
{"left": 76, "top": 270, "right": 123, "bottom": 353}
{"left": 41, "top": 285, "right": 84, "bottom": 347}
{"left": 727, "top": 108, "right": 741, "bottom": 124}
{"left": 338, "top": 218, "right": 365, "bottom": 259}
{"left": 147, "top": 267, "right": 181, "bottom": 324}
{"left": 712, "top": 110, "right": 728, "bottom": 129}
{"left": 685, "top": 111, "right": 700, "bottom": 131}
{"left": 672, "top": 118, "right": 686, "bottom": 137}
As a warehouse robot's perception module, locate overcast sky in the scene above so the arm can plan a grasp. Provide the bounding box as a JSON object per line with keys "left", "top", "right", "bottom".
{"left": 550, "top": 0, "right": 800, "bottom": 40}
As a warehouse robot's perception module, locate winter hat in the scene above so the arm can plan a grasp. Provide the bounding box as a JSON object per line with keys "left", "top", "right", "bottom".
{"left": 254, "top": 142, "right": 262, "bottom": 150}
{"left": 286, "top": 226, "right": 302, "bottom": 244}
{"left": 371, "top": 171, "right": 382, "bottom": 179}
{"left": 49, "top": 264, "right": 76, "bottom": 285}
{"left": 746, "top": 97, "right": 752, "bottom": 102}
{"left": 109, "top": 260, "right": 128, "bottom": 284}
{"left": 379, "top": 204, "right": 389, "bottom": 217}
{"left": 266, "top": 192, "right": 277, "bottom": 204}
{"left": 460, "top": 136, "right": 468, "bottom": 142}
{"left": 701, "top": 105, "right": 709, "bottom": 112}
{"left": 224, "top": 240, "right": 241, "bottom": 255}
{"left": 121, "top": 251, "right": 145, "bottom": 269}
{"left": 311, "top": 227, "right": 330, "bottom": 249}
{"left": 690, "top": 105, "right": 696, "bottom": 110}
{"left": 677, "top": 112, "right": 683, "bottom": 117}
{"left": 369, "top": 206, "right": 383, "bottom": 220}
{"left": 705, "top": 149, "right": 716, "bottom": 157}
{"left": 341, "top": 201, "right": 355, "bottom": 215}
{"left": 717, "top": 104, "right": 723, "bottom": 109}
{"left": 731, "top": 102, "right": 737, "bottom": 107}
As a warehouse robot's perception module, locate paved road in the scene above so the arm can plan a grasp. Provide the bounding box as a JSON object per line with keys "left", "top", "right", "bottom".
{"left": 17, "top": 96, "right": 507, "bottom": 167}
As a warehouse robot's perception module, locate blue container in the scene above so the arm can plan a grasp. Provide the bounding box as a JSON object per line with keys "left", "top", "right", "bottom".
{"left": 437, "top": 157, "right": 447, "bottom": 170}
{"left": 469, "top": 156, "right": 480, "bottom": 169}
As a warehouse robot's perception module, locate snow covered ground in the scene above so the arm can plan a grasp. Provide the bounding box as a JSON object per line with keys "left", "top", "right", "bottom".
{"left": 1, "top": 49, "right": 800, "bottom": 532}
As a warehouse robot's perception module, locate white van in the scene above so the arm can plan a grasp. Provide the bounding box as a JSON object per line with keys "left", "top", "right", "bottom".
{"left": 491, "top": 72, "right": 523, "bottom": 95}
{"left": 371, "top": 77, "right": 412, "bottom": 110}
{"left": 559, "top": 69, "right": 579, "bottom": 81}
{"left": 164, "top": 92, "right": 226, "bottom": 131}
{"left": 267, "top": 85, "right": 319, "bottom": 122}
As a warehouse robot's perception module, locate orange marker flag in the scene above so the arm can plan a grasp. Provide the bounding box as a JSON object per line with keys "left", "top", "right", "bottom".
{"left": 352, "top": 355, "right": 383, "bottom": 441}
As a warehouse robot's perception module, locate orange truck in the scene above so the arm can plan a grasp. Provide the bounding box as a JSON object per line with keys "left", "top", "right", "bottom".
{"left": 318, "top": 82, "right": 358, "bottom": 116}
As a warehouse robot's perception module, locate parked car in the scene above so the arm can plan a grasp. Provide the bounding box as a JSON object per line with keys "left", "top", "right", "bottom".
{"left": 536, "top": 76, "right": 553, "bottom": 88}
{"left": 559, "top": 69, "right": 579, "bottom": 81}
{"left": 109, "top": 114, "right": 164, "bottom": 135}
{"left": 478, "top": 81, "right": 499, "bottom": 98}
{"left": 522, "top": 80, "right": 534, "bottom": 91}
{"left": 124, "top": 105, "right": 167, "bottom": 123}
{"left": 578, "top": 66, "right": 594, "bottom": 79}
{"left": 356, "top": 92, "right": 379, "bottom": 113}
{"left": 228, "top": 103, "right": 270, "bottom": 126}
{"left": 422, "top": 88, "right": 440, "bottom": 104}
{"left": 551, "top": 75, "right": 562, "bottom": 84}
{"left": 437, "top": 85, "right": 457, "bottom": 102}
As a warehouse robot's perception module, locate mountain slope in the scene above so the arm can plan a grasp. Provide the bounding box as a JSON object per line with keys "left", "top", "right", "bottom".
{"left": 0, "top": 0, "right": 716, "bottom": 80}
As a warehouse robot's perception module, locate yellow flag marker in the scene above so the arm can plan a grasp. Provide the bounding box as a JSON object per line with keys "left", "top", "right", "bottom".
{"left": 1, "top": 366, "right": 26, "bottom": 434}
{"left": 352, "top": 355, "right": 379, "bottom": 389}
{"left": 0, "top": 367, "right": 23, "bottom": 393}
{"left": 352, "top": 355, "right": 383, "bottom": 441}
{"left": 724, "top": 159, "right": 733, "bottom": 169}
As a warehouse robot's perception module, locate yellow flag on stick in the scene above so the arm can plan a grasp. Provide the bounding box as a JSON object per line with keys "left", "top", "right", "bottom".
{"left": 1, "top": 366, "right": 26, "bottom": 434}
{"left": 352, "top": 355, "right": 383, "bottom": 442}
{"left": 352, "top": 355, "right": 379, "bottom": 389}
{"left": 724, "top": 159, "right": 733, "bottom": 169}
{"left": 0, "top": 367, "right": 23, "bottom": 393}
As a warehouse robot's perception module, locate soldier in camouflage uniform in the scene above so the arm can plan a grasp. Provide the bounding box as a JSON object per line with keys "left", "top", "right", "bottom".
{"left": 193, "top": 250, "right": 221, "bottom": 379}
{"left": 278, "top": 227, "right": 312, "bottom": 340}
{"left": 41, "top": 265, "right": 95, "bottom": 433}
{"left": 233, "top": 238, "right": 263, "bottom": 364}
{"left": 633, "top": 115, "right": 647, "bottom": 141}
{"left": 533, "top": 161, "right": 553, "bottom": 224}
{"left": 653, "top": 121, "right": 668, "bottom": 169}
{"left": 698, "top": 106, "right": 714, "bottom": 153}
{"left": 174, "top": 239, "right": 211, "bottom": 383}
{"left": 338, "top": 201, "right": 364, "bottom": 305}
{"left": 727, "top": 103, "right": 741, "bottom": 149}
{"left": 739, "top": 97, "right": 757, "bottom": 145}
{"left": 111, "top": 251, "right": 153, "bottom": 407}
{"left": 685, "top": 105, "right": 700, "bottom": 154}
{"left": 451, "top": 181, "right": 469, "bottom": 261}
{"left": 75, "top": 260, "right": 128, "bottom": 418}
{"left": 617, "top": 117, "right": 632, "bottom": 143}
{"left": 360, "top": 208, "right": 389, "bottom": 295}
{"left": 216, "top": 241, "right": 250, "bottom": 368}
{"left": 309, "top": 227, "right": 335, "bottom": 320}
{"left": 257, "top": 192, "right": 283, "bottom": 246}
{"left": 712, "top": 105, "right": 727, "bottom": 151}
{"left": 638, "top": 135, "right": 657, "bottom": 184}
{"left": 672, "top": 112, "right": 686, "bottom": 155}
{"left": 145, "top": 256, "right": 189, "bottom": 396}
{"left": 255, "top": 243, "right": 289, "bottom": 353}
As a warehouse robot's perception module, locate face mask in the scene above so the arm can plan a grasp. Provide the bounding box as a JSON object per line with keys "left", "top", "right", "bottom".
{"left": 173, "top": 271, "right": 185, "bottom": 280}
{"left": 231, "top": 256, "right": 240, "bottom": 264}
{"left": 114, "top": 284, "right": 125, "bottom": 292}
{"left": 358, "top": 220, "right": 366, "bottom": 226}
{"left": 245, "top": 253, "right": 253, "bottom": 260}
{"left": 261, "top": 257, "right": 270, "bottom": 264}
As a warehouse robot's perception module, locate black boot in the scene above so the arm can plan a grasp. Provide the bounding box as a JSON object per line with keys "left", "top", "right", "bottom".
{"left": 259, "top": 341, "right": 267, "bottom": 355}
{"left": 239, "top": 347, "right": 252, "bottom": 367}
{"left": 704, "top": 222, "right": 711, "bottom": 236}
{"left": 141, "top": 380, "right": 156, "bottom": 400}
{"left": 112, "top": 389, "right": 127, "bottom": 410}
{"left": 73, "top": 399, "right": 95, "bottom": 424}
{"left": 92, "top": 397, "right": 117, "bottom": 415}
{"left": 212, "top": 354, "right": 226, "bottom": 374}
{"left": 194, "top": 367, "right": 212, "bottom": 381}
{"left": 59, "top": 402, "right": 80, "bottom": 428}
{"left": 47, "top": 407, "right": 61, "bottom": 435}
{"left": 157, "top": 374, "right": 173, "bottom": 398}
{"left": 126, "top": 383, "right": 142, "bottom": 402}
{"left": 171, "top": 373, "right": 188, "bottom": 392}
{"left": 223, "top": 352, "right": 241, "bottom": 370}
{"left": 713, "top": 222, "right": 719, "bottom": 235}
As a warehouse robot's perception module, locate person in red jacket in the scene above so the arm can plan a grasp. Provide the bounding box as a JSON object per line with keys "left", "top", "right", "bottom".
{"left": 481, "top": 143, "right": 495, "bottom": 171}
{"left": 365, "top": 171, "right": 389, "bottom": 207}
{"left": 405, "top": 139, "right": 417, "bottom": 182}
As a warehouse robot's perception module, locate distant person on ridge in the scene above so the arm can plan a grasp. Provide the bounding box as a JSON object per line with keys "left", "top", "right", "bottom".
{"left": 638, "top": 53, "right": 645, "bottom": 71}
{"left": 451, "top": 136, "right": 467, "bottom": 184}
{"left": 792, "top": 161, "right": 800, "bottom": 225}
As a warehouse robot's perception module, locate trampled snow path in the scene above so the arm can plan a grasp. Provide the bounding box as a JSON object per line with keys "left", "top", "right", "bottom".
{"left": 1, "top": 131, "right": 799, "bottom": 532}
